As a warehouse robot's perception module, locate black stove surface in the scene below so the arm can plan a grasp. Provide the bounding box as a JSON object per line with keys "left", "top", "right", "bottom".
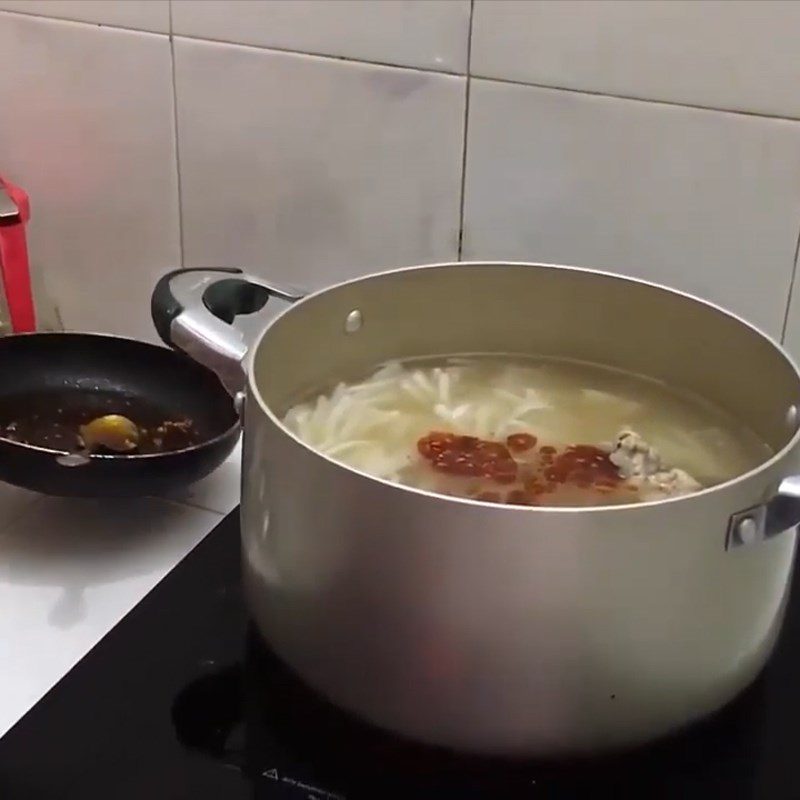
{"left": 1, "top": 511, "right": 798, "bottom": 799}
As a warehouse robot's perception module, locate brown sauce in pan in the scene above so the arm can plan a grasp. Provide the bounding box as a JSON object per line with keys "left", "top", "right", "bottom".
{"left": 0, "top": 389, "right": 205, "bottom": 455}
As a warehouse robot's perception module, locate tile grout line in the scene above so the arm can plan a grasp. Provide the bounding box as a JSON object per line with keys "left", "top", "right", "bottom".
{"left": 779, "top": 218, "right": 800, "bottom": 344}
{"left": 165, "top": 30, "right": 466, "bottom": 78}
{"left": 468, "top": 73, "right": 800, "bottom": 124}
{"left": 168, "top": 1, "right": 185, "bottom": 269}
{"left": 457, "top": 0, "right": 475, "bottom": 261}
{"left": 0, "top": 7, "right": 167, "bottom": 36}
{"left": 3, "top": 7, "right": 800, "bottom": 123}
{"left": 174, "top": 28, "right": 800, "bottom": 123}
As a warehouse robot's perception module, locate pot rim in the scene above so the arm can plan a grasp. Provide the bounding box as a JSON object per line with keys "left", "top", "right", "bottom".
{"left": 247, "top": 261, "right": 800, "bottom": 514}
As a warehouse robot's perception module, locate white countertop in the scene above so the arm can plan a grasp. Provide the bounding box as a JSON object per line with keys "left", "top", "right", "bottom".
{"left": 0, "top": 442, "right": 242, "bottom": 738}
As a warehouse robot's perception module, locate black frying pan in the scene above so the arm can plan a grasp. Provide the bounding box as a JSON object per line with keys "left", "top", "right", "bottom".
{"left": 0, "top": 332, "right": 239, "bottom": 496}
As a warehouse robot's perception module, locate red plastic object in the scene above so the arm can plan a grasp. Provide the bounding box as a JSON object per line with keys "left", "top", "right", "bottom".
{"left": 0, "top": 176, "right": 36, "bottom": 333}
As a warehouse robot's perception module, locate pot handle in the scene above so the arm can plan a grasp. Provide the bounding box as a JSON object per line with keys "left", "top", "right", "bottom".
{"left": 727, "top": 475, "right": 800, "bottom": 550}
{"left": 151, "top": 268, "right": 304, "bottom": 396}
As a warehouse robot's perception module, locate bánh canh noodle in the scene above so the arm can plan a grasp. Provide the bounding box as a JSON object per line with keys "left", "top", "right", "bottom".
{"left": 282, "top": 355, "right": 770, "bottom": 507}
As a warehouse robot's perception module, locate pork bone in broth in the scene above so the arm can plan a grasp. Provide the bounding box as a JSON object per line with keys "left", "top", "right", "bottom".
{"left": 281, "top": 355, "right": 770, "bottom": 507}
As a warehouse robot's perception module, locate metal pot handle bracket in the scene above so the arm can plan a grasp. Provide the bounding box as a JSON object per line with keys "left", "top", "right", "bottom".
{"left": 151, "top": 268, "right": 304, "bottom": 398}
{"left": 727, "top": 475, "right": 800, "bottom": 550}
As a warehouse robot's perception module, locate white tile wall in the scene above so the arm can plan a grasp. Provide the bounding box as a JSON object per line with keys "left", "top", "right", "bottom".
{"left": 472, "top": 0, "right": 800, "bottom": 119}
{"left": 0, "top": 0, "right": 169, "bottom": 32}
{"left": 0, "top": 0, "right": 799, "bottom": 360}
{"left": 174, "top": 38, "right": 465, "bottom": 290}
{"left": 172, "top": 0, "right": 470, "bottom": 73}
{"left": 0, "top": 12, "right": 179, "bottom": 342}
{"left": 462, "top": 80, "right": 800, "bottom": 339}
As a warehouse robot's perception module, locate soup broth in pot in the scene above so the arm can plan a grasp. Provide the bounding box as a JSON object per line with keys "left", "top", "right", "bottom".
{"left": 282, "top": 355, "right": 770, "bottom": 507}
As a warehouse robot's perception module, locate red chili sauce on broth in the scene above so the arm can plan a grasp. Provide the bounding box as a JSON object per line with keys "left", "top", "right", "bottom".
{"left": 417, "top": 431, "right": 628, "bottom": 506}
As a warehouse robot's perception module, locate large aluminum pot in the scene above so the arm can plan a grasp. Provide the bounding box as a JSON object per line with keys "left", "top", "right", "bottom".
{"left": 151, "top": 262, "right": 800, "bottom": 756}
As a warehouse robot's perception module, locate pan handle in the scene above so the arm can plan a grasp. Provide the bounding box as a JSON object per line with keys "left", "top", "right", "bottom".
{"left": 151, "top": 268, "right": 304, "bottom": 396}
{"left": 727, "top": 475, "right": 800, "bottom": 550}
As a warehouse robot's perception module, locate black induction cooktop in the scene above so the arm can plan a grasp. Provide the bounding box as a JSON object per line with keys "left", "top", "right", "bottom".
{"left": 1, "top": 511, "right": 799, "bottom": 799}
